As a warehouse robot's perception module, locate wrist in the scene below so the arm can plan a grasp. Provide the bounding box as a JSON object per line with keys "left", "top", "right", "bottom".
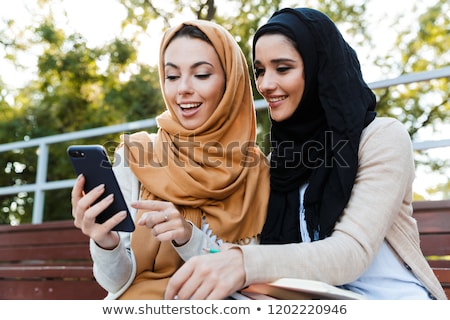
{"left": 173, "top": 220, "right": 193, "bottom": 247}
{"left": 228, "top": 246, "right": 246, "bottom": 287}
{"left": 94, "top": 231, "right": 120, "bottom": 250}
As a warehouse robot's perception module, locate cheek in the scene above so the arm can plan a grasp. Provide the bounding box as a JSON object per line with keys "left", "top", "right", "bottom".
{"left": 291, "top": 85, "right": 304, "bottom": 103}
{"left": 288, "top": 75, "right": 305, "bottom": 103}
{"left": 164, "top": 83, "right": 177, "bottom": 101}
{"left": 209, "top": 80, "right": 225, "bottom": 105}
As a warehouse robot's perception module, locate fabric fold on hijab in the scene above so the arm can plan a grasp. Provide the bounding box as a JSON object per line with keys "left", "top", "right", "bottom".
{"left": 254, "top": 8, "right": 377, "bottom": 244}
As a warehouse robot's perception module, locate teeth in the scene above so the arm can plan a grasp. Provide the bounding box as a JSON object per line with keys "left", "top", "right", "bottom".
{"left": 268, "top": 96, "right": 287, "bottom": 103}
{"left": 179, "top": 103, "right": 201, "bottom": 109}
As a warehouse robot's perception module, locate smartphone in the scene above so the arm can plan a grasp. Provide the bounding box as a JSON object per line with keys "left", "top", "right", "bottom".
{"left": 67, "top": 145, "right": 135, "bottom": 232}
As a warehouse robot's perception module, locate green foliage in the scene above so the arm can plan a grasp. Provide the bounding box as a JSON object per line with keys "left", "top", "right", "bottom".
{"left": 0, "top": 0, "right": 449, "bottom": 225}
{"left": 0, "top": 1, "right": 165, "bottom": 224}
{"left": 370, "top": 0, "right": 450, "bottom": 201}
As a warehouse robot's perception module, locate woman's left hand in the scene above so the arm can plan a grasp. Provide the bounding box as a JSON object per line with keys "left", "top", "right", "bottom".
{"left": 131, "top": 200, "right": 192, "bottom": 246}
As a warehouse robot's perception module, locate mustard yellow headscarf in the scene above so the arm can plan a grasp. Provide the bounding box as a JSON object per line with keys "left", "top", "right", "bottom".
{"left": 119, "top": 20, "right": 269, "bottom": 299}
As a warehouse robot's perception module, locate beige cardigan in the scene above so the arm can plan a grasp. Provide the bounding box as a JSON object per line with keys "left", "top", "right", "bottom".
{"left": 240, "top": 117, "right": 447, "bottom": 300}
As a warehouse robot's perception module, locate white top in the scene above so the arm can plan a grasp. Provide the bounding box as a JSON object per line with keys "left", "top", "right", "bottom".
{"left": 299, "top": 184, "right": 431, "bottom": 299}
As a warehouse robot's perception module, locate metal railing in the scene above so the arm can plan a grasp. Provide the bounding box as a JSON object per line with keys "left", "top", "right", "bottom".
{"left": 1, "top": 66, "right": 450, "bottom": 224}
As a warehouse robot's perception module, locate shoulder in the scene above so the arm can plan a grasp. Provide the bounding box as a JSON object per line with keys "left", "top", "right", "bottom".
{"left": 357, "top": 117, "right": 414, "bottom": 178}
{"left": 360, "top": 117, "right": 412, "bottom": 151}
{"left": 362, "top": 117, "right": 408, "bottom": 137}
{"left": 122, "top": 131, "right": 157, "bottom": 144}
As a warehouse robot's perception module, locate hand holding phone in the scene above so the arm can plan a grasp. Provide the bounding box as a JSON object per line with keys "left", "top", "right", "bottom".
{"left": 67, "top": 145, "right": 135, "bottom": 232}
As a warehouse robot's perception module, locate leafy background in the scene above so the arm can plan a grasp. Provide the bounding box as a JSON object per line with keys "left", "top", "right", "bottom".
{"left": 0, "top": 0, "right": 449, "bottom": 224}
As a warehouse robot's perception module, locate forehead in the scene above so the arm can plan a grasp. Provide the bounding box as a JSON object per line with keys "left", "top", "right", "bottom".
{"left": 254, "top": 33, "right": 300, "bottom": 61}
{"left": 164, "top": 37, "right": 220, "bottom": 66}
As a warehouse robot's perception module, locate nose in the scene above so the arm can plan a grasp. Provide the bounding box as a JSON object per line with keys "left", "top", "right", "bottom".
{"left": 257, "top": 72, "right": 276, "bottom": 94}
{"left": 177, "top": 76, "right": 193, "bottom": 95}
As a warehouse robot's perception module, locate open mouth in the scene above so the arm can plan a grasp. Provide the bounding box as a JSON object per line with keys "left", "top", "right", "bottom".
{"left": 179, "top": 103, "right": 201, "bottom": 110}
{"left": 179, "top": 103, "right": 201, "bottom": 115}
{"left": 267, "top": 96, "right": 288, "bottom": 103}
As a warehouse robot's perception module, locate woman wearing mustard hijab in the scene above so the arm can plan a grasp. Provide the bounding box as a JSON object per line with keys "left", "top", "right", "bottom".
{"left": 71, "top": 20, "right": 269, "bottom": 299}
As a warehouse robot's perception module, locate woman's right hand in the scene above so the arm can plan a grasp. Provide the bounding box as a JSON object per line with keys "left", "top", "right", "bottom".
{"left": 71, "top": 174, "right": 127, "bottom": 249}
{"left": 165, "top": 247, "right": 246, "bottom": 300}
{"left": 131, "top": 200, "right": 193, "bottom": 246}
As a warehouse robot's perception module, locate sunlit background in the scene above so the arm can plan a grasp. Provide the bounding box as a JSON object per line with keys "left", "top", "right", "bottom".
{"left": 0, "top": 0, "right": 449, "bottom": 226}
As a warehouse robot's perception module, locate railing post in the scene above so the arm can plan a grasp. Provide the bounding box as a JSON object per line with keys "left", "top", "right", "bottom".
{"left": 32, "top": 142, "right": 49, "bottom": 224}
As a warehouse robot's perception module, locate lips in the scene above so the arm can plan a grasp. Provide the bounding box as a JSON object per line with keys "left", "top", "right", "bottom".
{"left": 266, "top": 95, "right": 287, "bottom": 108}
{"left": 178, "top": 102, "right": 201, "bottom": 116}
{"left": 179, "top": 103, "right": 201, "bottom": 109}
{"left": 267, "top": 96, "right": 287, "bottom": 103}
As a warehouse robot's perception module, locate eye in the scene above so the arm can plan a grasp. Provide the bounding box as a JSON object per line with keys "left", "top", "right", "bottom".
{"left": 165, "top": 74, "right": 179, "bottom": 81}
{"left": 195, "top": 73, "right": 211, "bottom": 79}
{"left": 254, "top": 67, "right": 265, "bottom": 79}
{"left": 276, "top": 66, "right": 292, "bottom": 73}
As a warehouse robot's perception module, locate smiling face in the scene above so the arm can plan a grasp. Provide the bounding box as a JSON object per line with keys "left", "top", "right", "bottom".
{"left": 254, "top": 33, "right": 305, "bottom": 122}
{"left": 163, "top": 36, "right": 226, "bottom": 130}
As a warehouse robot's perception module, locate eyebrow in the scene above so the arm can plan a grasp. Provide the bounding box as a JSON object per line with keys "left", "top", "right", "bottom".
{"left": 165, "top": 61, "right": 214, "bottom": 69}
{"left": 254, "top": 58, "right": 297, "bottom": 65}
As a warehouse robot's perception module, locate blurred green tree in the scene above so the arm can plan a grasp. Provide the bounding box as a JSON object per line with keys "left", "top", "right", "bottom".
{"left": 0, "top": 0, "right": 448, "bottom": 224}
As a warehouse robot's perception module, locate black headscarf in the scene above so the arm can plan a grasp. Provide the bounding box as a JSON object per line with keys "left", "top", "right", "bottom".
{"left": 254, "top": 8, "right": 377, "bottom": 244}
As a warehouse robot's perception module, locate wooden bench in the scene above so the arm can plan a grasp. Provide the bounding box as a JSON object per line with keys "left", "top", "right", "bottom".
{"left": 413, "top": 200, "right": 450, "bottom": 299}
{"left": 0, "top": 220, "right": 107, "bottom": 300}
{"left": 0, "top": 199, "right": 448, "bottom": 299}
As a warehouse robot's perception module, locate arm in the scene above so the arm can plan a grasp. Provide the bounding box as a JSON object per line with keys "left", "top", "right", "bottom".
{"left": 165, "top": 117, "right": 415, "bottom": 299}
{"left": 88, "top": 147, "right": 138, "bottom": 293}
{"left": 132, "top": 200, "right": 224, "bottom": 260}
{"left": 172, "top": 221, "right": 221, "bottom": 261}
{"left": 92, "top": 145, "right": 221, "bottom": 292}
{"left": 90, "top": 236, "right": 134, "bottom": 293}
{"left": 241, "top": 118, "right": 414, "bottom": 285}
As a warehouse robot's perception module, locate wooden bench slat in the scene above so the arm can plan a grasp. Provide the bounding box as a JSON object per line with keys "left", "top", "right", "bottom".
{"left": 433, "top": 269, "right": 450, "bottom": 299}
{"left": 0, "top": 220, "right": 75, "bottom": 232}
{"left": 0, "top": 244, "right": 91, "bottom": 262}
{"left": 427, "top": 261, "right": 450, "bottom": 269}
{"left": 433, "top": 268, "right": 450, "bottom": 281}
{"left": 0, "top": 220, "right": 107, "bottom": 299}
{"left": 0, "top": 279, "right": 106, "bottom": 300}
{"left": 418, "top": 234, "right": 450, "bottom": 256}
{"left": 0, "top": 221, "right": 89, "bottom": 248}
{"left": 0, "top": 265, "right": 95, "bottom": 278}
{"left": 412, "top": 199, "right": 450, "bottom": 211}
{"left": 0, "top": 232, "right": 89, "bottom": 247}
{"left": 413, "top": 200, "right": 450, "bottom": 233}
{"left": 413, "top": 200, "right": 450, "bottom": 299}
{"left": 413, "top": 214, "right": 450, "bottom": 234}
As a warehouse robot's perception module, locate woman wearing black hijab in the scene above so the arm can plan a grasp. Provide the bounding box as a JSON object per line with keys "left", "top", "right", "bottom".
{"left": 165, "top": 8, "right": 447, "bottom": 300}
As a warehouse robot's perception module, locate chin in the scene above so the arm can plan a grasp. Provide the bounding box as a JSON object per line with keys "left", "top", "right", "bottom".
{"left": 269, "top": 111, "right": 287, "bottom": 122}
{"left": 180, "top": 119, "right": 205, "bottom": 130}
